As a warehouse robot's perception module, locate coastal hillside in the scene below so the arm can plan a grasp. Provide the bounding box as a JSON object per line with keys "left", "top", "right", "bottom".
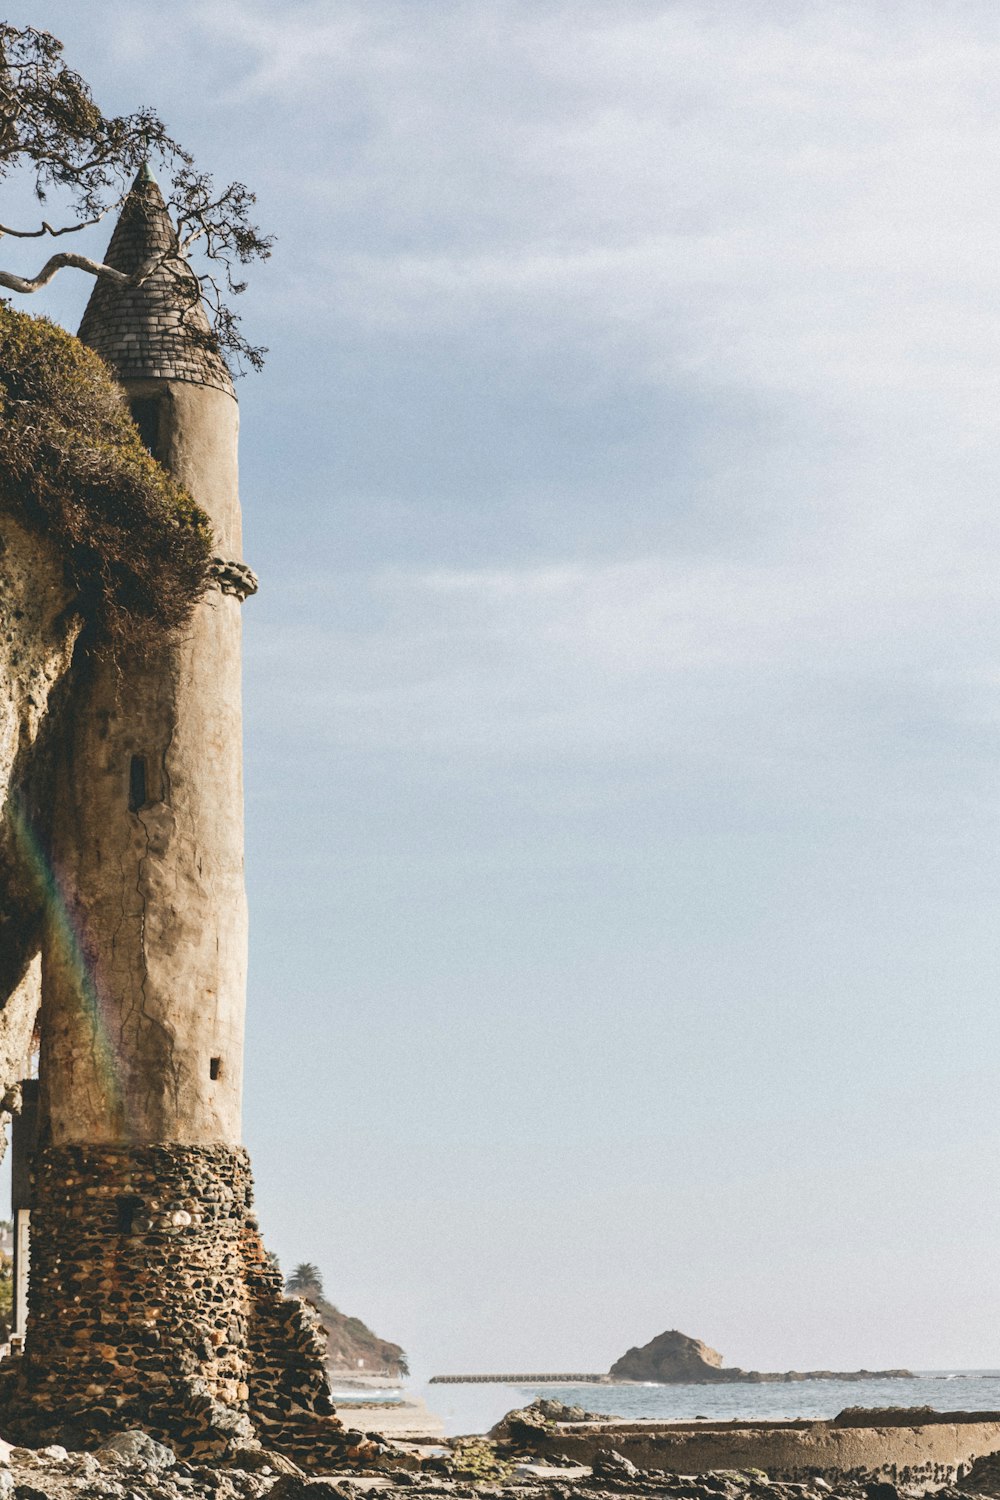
{"left": 285, "top": 1263, "right": 408, "bottom": 1378}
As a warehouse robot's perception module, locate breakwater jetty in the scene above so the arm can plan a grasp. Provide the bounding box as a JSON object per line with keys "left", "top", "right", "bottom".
{"left": 430, "top": 1373, "right": 609, "bottom": 1385}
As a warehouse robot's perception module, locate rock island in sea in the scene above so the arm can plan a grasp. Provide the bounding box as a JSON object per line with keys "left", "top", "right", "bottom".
{"left": 609, "top": 1329, "right": 914, "bottom": 1384}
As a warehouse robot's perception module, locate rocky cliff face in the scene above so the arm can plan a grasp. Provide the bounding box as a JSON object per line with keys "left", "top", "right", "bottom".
{"left": 0, "top": 512, "right": 80, "bottom": 1133}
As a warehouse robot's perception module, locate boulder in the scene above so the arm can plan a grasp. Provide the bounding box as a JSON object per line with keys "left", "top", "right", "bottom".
{"left": 95, "top": 1430, "right": 176, "bottom": 1471}
{"left": 593, "top": 1448, "right": 642, "bottom": 1479}
{"left": 490, "top": 1396, "right": 608, "bottom": 1444}
{"left": 267, "top": 1478, "right": 351, "bottom": 1500}
{"left": 224, "top": 1447, "right": 304, "bottom": 1477}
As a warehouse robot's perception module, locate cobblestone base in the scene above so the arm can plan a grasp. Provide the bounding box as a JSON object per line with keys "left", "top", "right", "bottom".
{"left": 241, "top": 1228, "right": 380, "bottom": 1470}
{"left": 0, "top": 1144, "right": 376, "bottom": 1465}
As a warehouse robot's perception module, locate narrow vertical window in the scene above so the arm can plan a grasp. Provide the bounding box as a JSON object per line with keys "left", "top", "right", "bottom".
{"left": 210, "top": 1057, "right": 222, "bottom": 1081}
{"left": 116, "top": 1195, "right": 143, "bottom": 1235}
{"left": 128, "top": 755, "right": 147, "bottom": 813}
{"left": 129, "top": 397, "right": 162, "bottom": 460}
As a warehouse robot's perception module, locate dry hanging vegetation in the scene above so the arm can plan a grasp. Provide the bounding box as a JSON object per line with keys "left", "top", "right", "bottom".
{"left": 0, "top": 301, "right": 211, "bottom": 645}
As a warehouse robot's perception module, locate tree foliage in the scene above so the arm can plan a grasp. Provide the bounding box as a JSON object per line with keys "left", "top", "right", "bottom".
{"left": 286, "top": 1262, "right": 325, "bottom": 1298}
{"left": 0, "top": 302, "right": 211, "bottom": 645}
{"left": 0, "top": 24, "right": 271, "bottom": 372}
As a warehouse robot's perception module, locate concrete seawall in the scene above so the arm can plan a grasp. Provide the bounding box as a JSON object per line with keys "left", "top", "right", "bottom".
{"left": 534, "top": 1411, "right": 1000, "bottom": 1488}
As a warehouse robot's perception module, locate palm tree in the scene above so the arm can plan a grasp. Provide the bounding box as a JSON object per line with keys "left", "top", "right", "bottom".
{"left": 286, "top": 1262, "right": 324, "bottom": 1299}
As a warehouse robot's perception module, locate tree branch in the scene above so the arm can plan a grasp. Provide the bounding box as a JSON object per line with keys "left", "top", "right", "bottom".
{"left": 0, "top": 246, "right": 159, "bottom": 295}
{"left": 0, "top": 24, "right": 272, "bottom": 373}
{"left": 0, "top": 207, "right": 112, "bottom": 240}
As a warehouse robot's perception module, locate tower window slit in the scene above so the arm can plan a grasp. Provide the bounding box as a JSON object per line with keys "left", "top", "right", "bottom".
{"left": 128, "top": 755, "right": 147, "bottom": 813}
{"left": 129, "top": 396, "right": 162, "bottom": 460}
{"left": 210, "top": 1057, "right": 222, "bottom": 1081}
{"left": 116, "top": 1195, "right": 143, "bottom": 1235}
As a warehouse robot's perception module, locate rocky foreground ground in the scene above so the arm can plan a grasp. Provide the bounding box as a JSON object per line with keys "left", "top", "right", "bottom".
{"left": 0, "top": 1422, "right": 997, "bottom": 1500}
{"left": 0, "top": 1397, "right": 993, "bottom": 1500}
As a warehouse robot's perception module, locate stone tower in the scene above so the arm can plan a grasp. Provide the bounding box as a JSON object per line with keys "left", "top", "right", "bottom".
{"left": 0, "top": 170, "right": 366, "bottom": 1465}
{"left": 52, "top": 165, "right": 251, "bottom": 1152}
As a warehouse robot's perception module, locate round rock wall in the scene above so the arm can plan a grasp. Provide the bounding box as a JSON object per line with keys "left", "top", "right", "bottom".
{"left": 0, "top": 1144, "right": 367, "bottom": 1467}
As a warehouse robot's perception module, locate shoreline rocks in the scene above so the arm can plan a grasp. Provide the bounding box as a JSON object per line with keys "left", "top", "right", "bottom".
{"left": 0, "top": 1431, "right": 995, "bottom": 1500}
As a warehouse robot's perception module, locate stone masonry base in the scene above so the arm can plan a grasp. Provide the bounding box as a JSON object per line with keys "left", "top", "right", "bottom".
{"left": 0, "top": 1144, "right": 381, "bottom": 1467}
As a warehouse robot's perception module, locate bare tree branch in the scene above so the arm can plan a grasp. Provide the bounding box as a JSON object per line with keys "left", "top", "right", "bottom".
{"left": 0, "top": 24, "right": 271, "bottom": 373}
{"left": 0, "top": 205, "right": 115, "bottom": 239}
{"left": 0, "top": 247, "right": 161, "bottom": 296}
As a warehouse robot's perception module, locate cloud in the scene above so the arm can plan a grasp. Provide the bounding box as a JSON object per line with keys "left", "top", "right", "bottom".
{"left": 201, "top": 0, "right": 1000, "bottom": 537}
{"left": 246, "top": 541, "right": 1000, "bottom": 785}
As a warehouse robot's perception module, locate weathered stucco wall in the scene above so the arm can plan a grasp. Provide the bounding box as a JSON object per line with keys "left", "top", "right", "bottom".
{"left": 0, "top": 511, "right": 81, "bottom": 1144}
{"left": 40, "top": 384, "right": 248, "bottom": 1147}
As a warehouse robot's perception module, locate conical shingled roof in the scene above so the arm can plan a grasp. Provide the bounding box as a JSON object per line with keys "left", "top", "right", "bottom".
{"left": 78, "top": 166, "right": 234, "bottom": 396}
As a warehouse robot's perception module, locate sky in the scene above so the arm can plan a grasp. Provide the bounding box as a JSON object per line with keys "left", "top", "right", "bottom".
{"left": 5, "top": 0, "right": 1000, "bottom": 1378}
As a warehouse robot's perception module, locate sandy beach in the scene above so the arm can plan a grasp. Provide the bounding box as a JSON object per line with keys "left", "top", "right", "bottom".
{"left": 337, "top": 1396, "right": 445, "bottom": 1441}
{"left": 328, "top": 1375, "right": 446, "bottom": 1441}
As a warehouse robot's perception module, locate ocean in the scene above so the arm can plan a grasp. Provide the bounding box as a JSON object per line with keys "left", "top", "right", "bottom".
{"left": 332, "top": 1371, "right": 1000, "bottom": 1439}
